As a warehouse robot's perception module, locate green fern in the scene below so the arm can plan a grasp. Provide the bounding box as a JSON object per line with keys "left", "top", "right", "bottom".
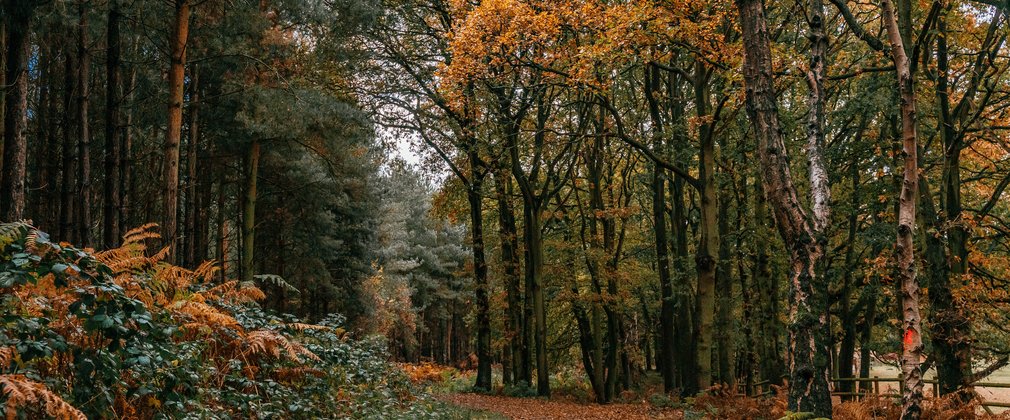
{"left": 254, "top": 274, "right": 300, "bottom": 294}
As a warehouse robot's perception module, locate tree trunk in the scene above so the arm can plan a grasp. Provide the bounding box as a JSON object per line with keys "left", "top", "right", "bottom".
{"left": 645, "top": 64, "right": 676, "bottom": 392}
{"left": 932, "top": 6, "right": 972, "bottom": 397}
{"left": 716, "top": 184, "right": 733, "bottom": 385}
{"left": 494, "top": 167, "right": 522, "bottom": 387}
{"left": 163, "top": 0, "right": 191, "bottom": 261}
{"left": 216, "top": 174, "right": 228, "bottom": 283}
{"left": 184, "top": 66, "right": 200, "bottom": 267}
{"left": 76, "top": 3, "right": 92, "bottom": 248}
{"left": 881, "top": 0, "right": 924, "bottom": 416}
{"left": 0, "top": 0, "right": 34, "bottom": 222}
{"left": 525, "top": 207, "right": 548, "bottom": 396}
{"left": 241, "top": 141, "right": 259, "bottom": 284}
{"left": 694, "top": 62, "right": 717, "bottom": 391}
{"left": 468, "top": 150, "right": 492, "bottom": 392}
{"left": 737, "top": 0, "right": 832, "bottom": 414}
{"left": 838, "top": 161, "right": 860, "bottom": 399}
{"left": 120, "top": 65, "right": 136, "bottom": 232}
{"left": 59, "top": 45, "right": 78, "bottom": 242}
{"left": 103, "top": 0, "right": 122, "bottom": 248}
{"left": 671, "top": 161, "right": 696, "bottom": 393}
{"left": 753, "top": 177, "right": 782, "bottom": 384}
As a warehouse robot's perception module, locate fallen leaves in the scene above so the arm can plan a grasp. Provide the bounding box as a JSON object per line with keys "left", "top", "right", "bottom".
{"left": 438, "top": 393, "right": 683, "bottom": 419}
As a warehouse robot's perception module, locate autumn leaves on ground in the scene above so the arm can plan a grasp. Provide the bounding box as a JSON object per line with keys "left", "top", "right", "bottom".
{"left": 399, "top": 362, "right": 1009, "bottom": 419}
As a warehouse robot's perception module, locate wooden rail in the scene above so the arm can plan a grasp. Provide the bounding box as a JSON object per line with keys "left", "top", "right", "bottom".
{"left": 829, "top": 376, "right": 1010, "bottom": 413}
{"left": 742, "top": 377, "right": 1010, "bottom": 414}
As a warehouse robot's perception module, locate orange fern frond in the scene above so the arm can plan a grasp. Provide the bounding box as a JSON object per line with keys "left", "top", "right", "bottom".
{"left": 192, "top": 260, "right": 219, "bottom": 283}
{"left": 226, "top": 286, "right": 266, "bottom": 303}
{"left": 120, "top": 223, "right": 160, "bottom": 245}
{"left": 0, "top": 347, "right": 16, "bottom": 371}
{"left": 287, "top": 323, "right": 331, "bottom": 332}
{"left": 204, "top": 281, "right": 238, "bottom": 298}
{"left": 204, "top": 281, "right": 266, "bottom": 304}
{"left": 150, "top": 246, "right": 171, "bottom": 263}
{"left": 0, "top": 375, "right": 86, "bottom": 420}
{"left": 154, "top": 265, "right": 196, "bottom": 292}
{"left": 242, "top": 330, "right": 320, "bottom": 362}
{"left": 272, "top": 367, "right": 325, "bottom": 382}
{"left": 171, "top": 301, "right": 240, "bottom": 331}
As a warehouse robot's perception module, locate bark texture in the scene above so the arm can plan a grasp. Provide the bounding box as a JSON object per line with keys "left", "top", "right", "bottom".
{"left": 880, "top": 0, "right": 924, "bottom": 416}
{"left": 163, "top": 0, "right": 191, "bottom": 260}
{"left": 736, "top": 0, "right": 832, "bottom": 414}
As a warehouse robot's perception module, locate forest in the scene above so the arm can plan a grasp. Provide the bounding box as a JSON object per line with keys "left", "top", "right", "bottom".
{"left": 2, "top": 0, "right": 1010, "bottom": 418}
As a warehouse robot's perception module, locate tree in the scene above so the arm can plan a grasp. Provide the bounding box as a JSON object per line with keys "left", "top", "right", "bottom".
{"left": 0, "top": 0, "right": 40, "bottom": 221}
{"left": 162, "top": 0, "right": 191, "bottom": 260}
{"left": 736, "top": 0, "right": 832, "bottom": 414}
{"left": 103, "top": 0, "right": 123, "bottom": 248}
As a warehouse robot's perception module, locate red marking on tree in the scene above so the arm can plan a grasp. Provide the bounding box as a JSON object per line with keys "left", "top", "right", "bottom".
{"left": 903, "top": 328, "right": 917, "bottom": 348}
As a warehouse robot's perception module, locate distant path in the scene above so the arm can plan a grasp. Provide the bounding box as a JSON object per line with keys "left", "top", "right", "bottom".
{"left": 438, "top": 393, "right": 683, "bottom": 419}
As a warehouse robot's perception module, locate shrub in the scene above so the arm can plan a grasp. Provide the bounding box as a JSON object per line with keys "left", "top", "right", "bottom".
{"left": 0, "top": 222, "right": 431, "bottom": 419}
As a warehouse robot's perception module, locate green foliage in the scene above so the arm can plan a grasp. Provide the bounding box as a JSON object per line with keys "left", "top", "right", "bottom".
{"left": 0, "top": 223, "right": 447, "bottom": 419}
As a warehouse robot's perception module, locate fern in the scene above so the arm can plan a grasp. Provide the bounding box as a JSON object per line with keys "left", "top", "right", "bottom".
{"left": 0, "top": 348, "right": 16, "bottom": 371}
{"left": 243, "top": 330, "right": 320, "bottom": 362}
{"left": 0, "top": 221, "right": 30, "bottom": 249}
{"left": 254, "top": 274, "right": 300, "bottom": 294}
{"left": 172, "top": 300, "right": 241, "bottom": 331}
{"left": 0, "top": 375, "right": 86, "bottom": 420}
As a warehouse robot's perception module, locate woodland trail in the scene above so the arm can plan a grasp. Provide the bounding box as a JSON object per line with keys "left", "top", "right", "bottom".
{"left": 439, "top": 393, "right": 684, "bottom": 419}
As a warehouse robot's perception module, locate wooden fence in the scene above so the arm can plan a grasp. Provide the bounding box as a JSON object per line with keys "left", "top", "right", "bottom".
{"left": 747, "top": 377, "right": 1010, "bottom": 414}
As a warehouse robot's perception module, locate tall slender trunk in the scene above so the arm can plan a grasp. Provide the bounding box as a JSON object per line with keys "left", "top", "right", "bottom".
{"left": 120, "top": 65, "right": 136, "bottom": 232}
{"left": 494, "top": 167, "right": 522, "bottom": 387}
{"left": 881, "top": 0, "right": 924, "bottom": 416}
{"left": 103, "top": 0, "right": 122, "bottom": 248}
{"left": 694, "top": 63, "right": 717, "bottom": 391}
{"left": 241, "top": 141, "right": 259, "bottom": 284}
{"left": 838, "top": 161, "right": 860, "bottom": 398}
{"left": 468, "top": 149, "right": 492, "bottom": 392}
{"left": 569, "top": 210, "right": 597, "bottom": 399}
{"left": 753, "top": 177, "right": 782, "bottom": 383}
{"left": 737, "top": 0, "right": 832, "bottom": 414}
{"left": 216, "top": 173, "right": 228, "bottom": 283}
{"left": 59, "top": 46, "right": 78, "bottom": 241}
{"left": 645, "top": 64, "right": 676, "bottom": 392}
{"left": 76, "top": 3, "right": 92, "bottom": 247}
{"left": 195, "top": 138, "right": 213, "bottom": 263}
{"left": 32, "top": 43, "right": 55, "bottom": 229}
{"left": 932, "top": 6, "right": 972, "bottom": 396}
{"left": 525, "top": 206, "right": 548, "bottom": 395}
{"left": 715, "top": 185, "right": 733, "bottom": 384}
{"left": 184, "top": 66, "right": 200, "bottom": 267}
{"left": 0, "top": 18, "right": 5, "bottom": 174}
{"left": 0, "top": 0, "right": 35, "bottom": 222}
{"left": 163, "top": 0, "right": 191, "bottom": 260}
{"left": 671, "top": 159, "right": 696, "bottom": 393}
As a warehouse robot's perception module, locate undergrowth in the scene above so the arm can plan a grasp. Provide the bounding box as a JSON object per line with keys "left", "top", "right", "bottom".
{"left": 0, "top": 221, "right": 440, "bottom": 419}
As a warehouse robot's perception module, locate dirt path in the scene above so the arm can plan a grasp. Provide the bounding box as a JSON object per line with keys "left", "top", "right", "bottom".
{"left": 438, "top": 393, "right": 683, "bottom": 419}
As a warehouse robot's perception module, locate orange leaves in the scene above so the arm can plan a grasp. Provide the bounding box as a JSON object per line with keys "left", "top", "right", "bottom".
{"left": 242, "top": 330, "right": 321, "bottom": 363}
{"left": 0, "top": 375, "right": 86, "bottom": 420}
{"left": 440, "top": 0, "right": 562, "bottom": 107}
{"left": 439, "top": 0, "right": 738, "bottom": 103}
{"left": 397, "top": 362, "right": 457, "bottom": 383}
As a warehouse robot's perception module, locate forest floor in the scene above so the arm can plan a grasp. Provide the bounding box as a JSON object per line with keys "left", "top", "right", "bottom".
{"left": 437, "top": 393, "right": 683, "bottom": 419}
